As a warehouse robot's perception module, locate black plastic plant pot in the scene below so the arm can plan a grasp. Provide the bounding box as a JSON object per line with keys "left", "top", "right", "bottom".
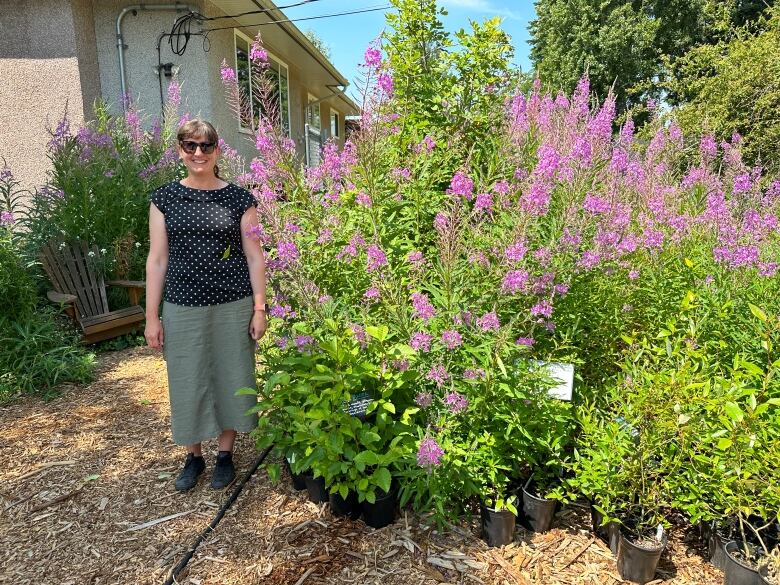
{"left": 284, "top": 459, "right": 307, "bottom": 491}
{"left": 521, "top": 481, "right": 557, "bottom": 533}
{"left": 616, "top": 529, "right": 667, "bottom": 584}
{"left": 724, "top": 540, "right": 764, "bottom": 585}
{"left": 303, "top": 473, "right": 329, "bottom": 504}
{"left": 708, "top": 521, "right": 736, "bottom": 571}
{"left": 590, "top": 504, "right": 620, "bottom": 554}
{"left": 360, "top": 488, "right": 397, "bottom": 529}
{"left": 330, "top": 490, "right": 361, "bottom": 520}
{"left": 481, "top": 503, "right": 516, "bottom": 547}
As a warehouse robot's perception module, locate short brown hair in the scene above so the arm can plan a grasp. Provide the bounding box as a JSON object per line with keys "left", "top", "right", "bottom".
{"left": 177, "top": 119, "right": 219, "bottom": 143}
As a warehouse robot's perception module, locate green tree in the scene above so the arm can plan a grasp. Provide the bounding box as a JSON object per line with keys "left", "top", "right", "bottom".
{"left": 383, "top": 0, "right": 514, "bottom": 149}
{"left": 303, "top": 28, "right": 332, "bottom": 60}
{"left": 529, "top": 0, "right": 774, "bottom": 115}
{"left": 671, "top": 7, "right": 780, "bottom": 172}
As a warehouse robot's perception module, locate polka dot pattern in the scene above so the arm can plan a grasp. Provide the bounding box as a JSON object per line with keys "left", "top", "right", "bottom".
{"left": 150, "top": 181, "right": 256, "bottom": 306}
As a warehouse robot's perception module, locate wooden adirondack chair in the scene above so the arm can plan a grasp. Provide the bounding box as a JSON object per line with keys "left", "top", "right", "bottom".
{"left": 40, "top": 241, "right": 146, "bottom": 344}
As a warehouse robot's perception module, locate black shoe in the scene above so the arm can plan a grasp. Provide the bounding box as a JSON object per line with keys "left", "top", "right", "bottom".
{"left": 211, "top": 451, "right": 236, "bottom": 489}
{"left": 175, "top": 453, "right": 205, "bottom": 491}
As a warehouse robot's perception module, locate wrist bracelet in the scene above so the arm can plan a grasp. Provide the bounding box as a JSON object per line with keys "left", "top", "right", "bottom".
{"left": 253, "top": 306, "right": 266, "bottom": 312}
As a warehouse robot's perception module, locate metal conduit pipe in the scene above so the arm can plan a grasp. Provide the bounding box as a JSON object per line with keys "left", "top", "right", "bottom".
{"left": 116, "top": 3, "right": 194, "bottom": 111}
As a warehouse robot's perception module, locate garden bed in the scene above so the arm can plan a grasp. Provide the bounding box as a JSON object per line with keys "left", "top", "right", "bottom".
{"left": 0, "top": 347, "right": 723, "bottom": 584}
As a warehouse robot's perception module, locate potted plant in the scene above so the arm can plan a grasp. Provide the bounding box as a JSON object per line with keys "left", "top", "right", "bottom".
{"left": 566, "top": 403, "right": 634, "bottom": 554}
{"left": 513, "top": 374, "right": 575, "bottom": 533}
{"left": 457, "top": 431, "right": 518, "bottom": 547}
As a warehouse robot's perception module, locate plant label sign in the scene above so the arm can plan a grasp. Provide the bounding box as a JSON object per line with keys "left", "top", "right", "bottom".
{"left": 531, "top": 361, "right": 574, "bottom": 401}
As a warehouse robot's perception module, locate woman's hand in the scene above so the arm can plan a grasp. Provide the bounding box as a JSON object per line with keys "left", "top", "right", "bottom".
{"left": 249, "top": 311, "right": 267, "bottom": 341}
{"left": 145, "top": 317, "right": 164, "bottom": 349}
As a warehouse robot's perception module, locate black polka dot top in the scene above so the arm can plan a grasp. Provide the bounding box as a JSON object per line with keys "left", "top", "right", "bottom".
{"left": 150, "top": 181, "right": 256, "bottom": 306}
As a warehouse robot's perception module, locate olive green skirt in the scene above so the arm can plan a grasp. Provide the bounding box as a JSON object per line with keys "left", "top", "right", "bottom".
{"left": 162, "top": 296, "right": 257, "bottom": 445}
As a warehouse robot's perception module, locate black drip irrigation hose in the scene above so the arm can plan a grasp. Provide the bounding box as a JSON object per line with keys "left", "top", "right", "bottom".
{"left": 162, "top": 445, "right": 273, "bottom": 585}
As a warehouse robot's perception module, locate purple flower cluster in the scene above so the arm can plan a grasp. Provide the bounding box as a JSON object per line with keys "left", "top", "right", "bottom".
{"left": 502, "top": 270, "right": 529, "bottom": 294}
{"left": 516, "top": 337, "right": 534, "bottom": 347}
{"left": 411, "top": 292, "right": 436, "bottom": 322}
{"left": 443, "top": 392, "right": 468, "bottom": 414}
{"left": 447, "top": 171, "right": 474, "bottom": 200}
{"left": 426, "top": 364, "right": 449, "bottom": 387}
{"left": 415, "top": 392, "right": 433, "bottom": 408}
{"left": 477, "top": 312, "right": 500, "bottom": 332}
{"left": 364, "top": 286, "right": 380, "bottom": 302}
{"left": 505, "top": 240, "right": 527, "bottom": 263}
{"left": 366, "top": 244, "right": 388, "bottom": 272}
{"left": 294, "top": 335, "right": 314, "bottom": 352}
{"left": 410, "top": 331, "right": 433, "bottom": 352}
{"left": 531, "top": 300, "right": 553, "bottom": 318}
{"left": 352, "top": 324, "right": 368, "bottom": 348}
{"left": 417, "top": 437, "right": 444, "bottom": 467}
{"left": 363, "top": 45, "right": 382, "bottom": 68}
{"left": 276, "top": 241, "right": 300, "bottom": 265}
{"left": 441, "top": 330, "right": 463, "bottom": 349}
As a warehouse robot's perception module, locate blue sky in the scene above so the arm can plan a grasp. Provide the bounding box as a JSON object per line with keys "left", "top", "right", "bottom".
{"left": 283, "top": 0, "right": 535, "bottom": 98}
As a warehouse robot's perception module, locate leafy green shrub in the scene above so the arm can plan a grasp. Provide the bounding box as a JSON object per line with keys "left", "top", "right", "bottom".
{"left": 0, "top": 163, "right": 95, "bottom": 403}
{"left": 0, "top": 309, "right": 95, "bottom": 402}
{"left": 20, "top": 98, "right": 183, "bottom": 281}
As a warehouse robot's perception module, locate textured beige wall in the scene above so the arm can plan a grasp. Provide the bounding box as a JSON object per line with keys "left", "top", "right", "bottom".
{"left": 0, "top": 0, "right": 92, "bottom": 196}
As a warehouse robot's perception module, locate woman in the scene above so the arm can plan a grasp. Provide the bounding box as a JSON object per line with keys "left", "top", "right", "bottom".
{"left": 145, "top": 119, "right": 267, "bottom": 491}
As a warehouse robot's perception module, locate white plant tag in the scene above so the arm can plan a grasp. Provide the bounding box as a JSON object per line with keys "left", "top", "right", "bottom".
{"left": 531, "top": 361, "right": 574, "bottom": 401}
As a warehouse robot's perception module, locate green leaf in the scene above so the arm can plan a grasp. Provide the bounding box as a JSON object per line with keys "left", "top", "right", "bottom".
{"left": 382, "top": 401, "right": 396, "bottom": 414}
{"left": 235, "top": 387, "right": 258, "bottom": 396}
{"left": 723, "top": 401, "right": 743, "bottom": 422}
{"left": 221, "top": 244, "right": 231, "bottom": 259}
{"left": 354, "top": 451, "right": 380, "bottom": 466}
{"left": 373, "top": 467, "right": 392, "bottom": 494}
{"left": 748, "top": 303, "right": 767, "bottom": 322}
{"left": 717, "top": 438, "right": 733, "bottom": 450}
{"left": 84, "top": 474, "right": 100, "bottom": 481}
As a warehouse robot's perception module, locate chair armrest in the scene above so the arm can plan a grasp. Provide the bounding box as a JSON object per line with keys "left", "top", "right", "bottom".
{"left": 106, "top": 280, "right": 146, "bottom": 289}
{"left": 106, "top": 280, "right": 146, "bottom": 306}
{"left": 47, "top": 290, "right": 77, "bottom": 304}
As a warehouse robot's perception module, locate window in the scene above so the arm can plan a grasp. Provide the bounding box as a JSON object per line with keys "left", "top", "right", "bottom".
{"left": 307, "top": 94, "right": 321, "bottom": 132}
{"left": 234, "top": 31, "right": 290, "bottom": 135}
{"left": 330, "top": 111, "right": 339, "bottom": 138}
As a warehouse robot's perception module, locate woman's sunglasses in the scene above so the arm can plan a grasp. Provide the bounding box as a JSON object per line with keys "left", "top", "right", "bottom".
{"left": 179, "top": 140, "right": 216, "bottom": 154}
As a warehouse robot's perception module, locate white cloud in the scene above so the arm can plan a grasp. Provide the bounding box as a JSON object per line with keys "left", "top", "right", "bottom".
{"left": 440, "top": 0, "right": 522, "bottom": 21}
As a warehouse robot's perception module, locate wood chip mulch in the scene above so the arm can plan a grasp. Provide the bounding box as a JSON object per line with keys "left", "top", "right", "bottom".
{"left": 0, "top": 346, "right": 722, "bottom": 585}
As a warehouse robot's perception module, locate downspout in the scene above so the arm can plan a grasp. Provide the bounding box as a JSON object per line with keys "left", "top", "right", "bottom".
{"left": 116, "top": 3, "right": 194, "bottom": 112}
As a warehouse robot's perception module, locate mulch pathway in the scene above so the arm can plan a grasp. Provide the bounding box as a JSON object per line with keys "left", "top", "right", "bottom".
{"left": 0, "top": 346, "right": 722, "bottom": 584}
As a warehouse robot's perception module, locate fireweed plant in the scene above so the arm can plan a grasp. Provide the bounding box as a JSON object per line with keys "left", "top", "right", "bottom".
{"left": 224, "top": 16, "right": 780, "bottom": 521}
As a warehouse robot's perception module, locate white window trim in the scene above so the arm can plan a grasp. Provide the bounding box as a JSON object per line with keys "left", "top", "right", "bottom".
{"left": 307, "top": 93, "right": 322, "bottom": 132}
{"left": 233, "top": 29, "right": 291, "bottom": 136}
{"left": 330, "top": 110, "right": 340, "bottom": 138}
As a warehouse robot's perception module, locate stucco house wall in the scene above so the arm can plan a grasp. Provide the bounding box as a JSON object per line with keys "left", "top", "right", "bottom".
{"left": 0, "top": 0, "right": 355, "bottom": 197}
{"left": 0, "top": 0, "right": 94, "bottom": 191}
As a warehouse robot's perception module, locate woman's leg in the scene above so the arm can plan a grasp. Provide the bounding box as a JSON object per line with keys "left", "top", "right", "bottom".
{"left": 217, "top": 429, "right": 236, "bottom": 452}
{"left": 188, "top": 442, "right": 203, "bottom": 456}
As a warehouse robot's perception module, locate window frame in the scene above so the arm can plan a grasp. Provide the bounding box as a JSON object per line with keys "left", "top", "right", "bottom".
{"left": 233, "top": 29, "right": 291, "bottom": 136}
{"left": 330, "top": 111, "right": 340, "bottom": 138}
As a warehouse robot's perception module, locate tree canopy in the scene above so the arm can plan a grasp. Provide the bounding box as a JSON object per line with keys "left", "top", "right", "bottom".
{"left": 529, "top": 0, "right": 775, "bottom": 114}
